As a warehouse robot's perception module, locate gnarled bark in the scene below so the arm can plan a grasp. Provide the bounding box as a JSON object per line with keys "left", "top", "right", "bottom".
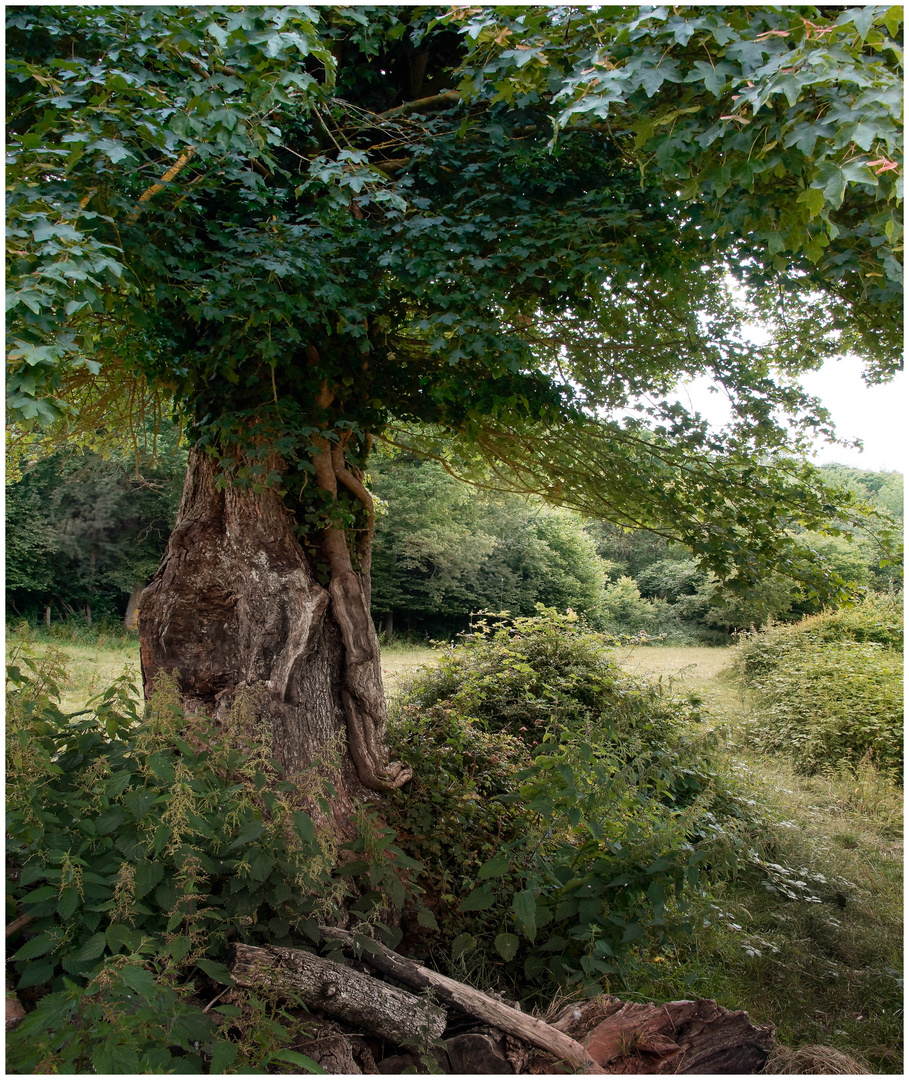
{"left": 139, "top": 444, "right": 410, "bottom": 805}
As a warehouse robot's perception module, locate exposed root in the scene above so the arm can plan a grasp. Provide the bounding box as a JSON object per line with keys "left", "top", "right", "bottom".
{"left": 313, "top": 436, "right": 412, "bottom": 793}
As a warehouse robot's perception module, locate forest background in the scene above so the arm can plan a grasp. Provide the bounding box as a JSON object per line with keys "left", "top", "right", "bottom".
{"left": 6, "top": 429, "right": 903, "bottom": 643}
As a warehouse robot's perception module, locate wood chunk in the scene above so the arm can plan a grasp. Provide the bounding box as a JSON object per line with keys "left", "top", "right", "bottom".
{"left": 230, "top": 943, "right": 446, "bottom": 1046}
{"left": 551, "top": 994, "right": 774, "bottom": 1075}
{"left": 446, "top": 1032, "right": 514, "bottom": 1074}
{"left": 376, "top": 1053, "right": 428, "bottom": 1074}
{"left": 320, "top": 927, "right": 598, "bottom": 1073}
{"left": 304, "top": 1034, "right": 361, "bottom": 1075}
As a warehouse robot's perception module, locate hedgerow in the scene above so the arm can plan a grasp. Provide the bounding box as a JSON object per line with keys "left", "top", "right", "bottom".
{"left": 732, "top": 594, "right": 903, "bottom": 776}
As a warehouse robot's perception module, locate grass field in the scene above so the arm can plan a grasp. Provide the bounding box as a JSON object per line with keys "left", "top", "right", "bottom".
{"left": 4, "top": 635, "right": 735, "bottom": 706}
{"left": 7, "top": 627, "right": 902, "bottom": 1070}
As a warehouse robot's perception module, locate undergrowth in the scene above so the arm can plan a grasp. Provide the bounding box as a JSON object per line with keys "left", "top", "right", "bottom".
{"left": 386, "top": 610, "right": 765, "bottom": 1000}
{"left": 7, "top": 605, "right": 901, "bottom": 1073}
{"left": 385, "top": 608, "right": 903, "bottom": 1071}
{"left": 5, "top": 649, "right": 421, "bottom": 1074}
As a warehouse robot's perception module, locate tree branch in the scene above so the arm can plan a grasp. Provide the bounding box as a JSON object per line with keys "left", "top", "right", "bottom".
{"left": 378, "top": 90, "right": 461, "bottom": 119}
{"left": 128, "top": 148, "right": 196, "bottom": 221}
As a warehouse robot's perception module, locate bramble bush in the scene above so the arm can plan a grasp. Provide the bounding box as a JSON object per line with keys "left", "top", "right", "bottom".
{"left": 385, "top": 609, "right": 752, "bottom": 1000}
{"left": 732, "top": 593, "right": 903, "bottom": 776}
{"left": 5, "top": 649, "right": 422, "bottom": 1074}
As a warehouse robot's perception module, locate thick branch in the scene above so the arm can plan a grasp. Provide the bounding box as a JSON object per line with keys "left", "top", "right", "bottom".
{"left": 378, "top": 91, "right": 461, "bottom": 119}
{"left": 231, "top": 943, "right": 447, "bottom": 1045}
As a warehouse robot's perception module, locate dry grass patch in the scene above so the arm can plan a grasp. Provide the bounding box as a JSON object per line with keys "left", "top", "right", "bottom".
{"left": 763, "top": 1043, "right": 872, "bottom": 1074}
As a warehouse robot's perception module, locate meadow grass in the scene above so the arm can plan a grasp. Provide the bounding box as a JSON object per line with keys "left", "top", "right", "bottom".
{"left": 6, "top": 625, "right": 141, "bottom": 715}
{"left": 7, "top": 629, "right": 901, "bottom": 1069}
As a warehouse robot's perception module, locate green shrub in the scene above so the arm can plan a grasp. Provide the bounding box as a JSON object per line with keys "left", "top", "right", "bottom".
{"left": 386, "top": 609, "right": 734, "bottom": 1000}
{"left": 733, "top": 595, "right": 903, "bottom": 775}
{"left": 5, "top": 649, "right": 419, "bottom": 1073}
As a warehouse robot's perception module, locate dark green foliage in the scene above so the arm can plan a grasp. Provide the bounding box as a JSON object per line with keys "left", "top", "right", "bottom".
{"left": 6, "top": 6, "right": 900, "bottom": 603}
{"left": 370, "top": 453, "right": 609, "bottom": 632}
{"left": 732, "top": 594, "right": 903, "bottom": 774}
{"left": 6, "top": 434, "right": 185, "bottom": 623}
{"left": 385, "top": 610, "right": 730, "bottom": 998}
{"left": 5, "top": 651, "right": 418, "bottom": 1073}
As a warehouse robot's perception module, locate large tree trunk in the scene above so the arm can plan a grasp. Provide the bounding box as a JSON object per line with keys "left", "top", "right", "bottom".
{"left": 139, "top": 445, "right": 411, "bottom": 809}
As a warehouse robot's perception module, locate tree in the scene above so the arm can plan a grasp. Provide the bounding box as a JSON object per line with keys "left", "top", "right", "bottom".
{"left": 5, "top": 433, "right": 185, "bottom": 624}
{"left": 369, "top": 452, "right": 608, "bottom": 635}
{"left": 7, "top": 6, "right": 901, "bottom": 806}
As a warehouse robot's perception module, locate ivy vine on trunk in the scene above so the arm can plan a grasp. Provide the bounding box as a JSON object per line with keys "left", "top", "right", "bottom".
{"left": 141, "top": 436, "right": 410, "bottom": 798}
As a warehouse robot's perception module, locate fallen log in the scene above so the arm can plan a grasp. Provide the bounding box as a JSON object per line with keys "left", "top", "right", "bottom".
{"left": 319, "top": 926, "right": 599, "bottom": 1073}
{"left": 230, "top": 943, "right": 446, "bottom": 1047}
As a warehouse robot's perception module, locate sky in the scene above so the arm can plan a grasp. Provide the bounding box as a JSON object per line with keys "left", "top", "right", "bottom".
{"left": 798, "top": 357, "right": 906, "bottom": 472}
{"left": 678, "top": 357, "right": 906, "bottom": 475}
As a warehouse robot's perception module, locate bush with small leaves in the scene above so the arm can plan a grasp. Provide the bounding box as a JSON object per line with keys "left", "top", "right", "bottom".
{"left": 385, "top": 609, "right": 736, "bottom": 1000}
{"left": 732, "top": 594, "right": 903, "bottom": 775}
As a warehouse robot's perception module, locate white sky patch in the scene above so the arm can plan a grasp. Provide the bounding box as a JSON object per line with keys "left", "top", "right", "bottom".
{"left": 677, "top": 357, "right": 906, "bottom": 473}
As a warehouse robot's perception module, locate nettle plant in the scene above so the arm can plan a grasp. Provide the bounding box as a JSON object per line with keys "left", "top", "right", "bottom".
{"left": 385, "top": 610, "right": 735, "bottom": 998}
{"left": 5, "top": 650, "right": 421, "bottom": 1073}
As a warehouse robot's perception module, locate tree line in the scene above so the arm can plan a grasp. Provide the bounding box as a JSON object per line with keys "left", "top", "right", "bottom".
{"left": 8, "top": 440, "right": 901, "bottom": 641}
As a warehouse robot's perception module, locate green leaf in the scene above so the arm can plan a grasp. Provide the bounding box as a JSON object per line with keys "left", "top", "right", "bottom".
{"left": 195, "top": 958, "right": 235, "bottom": 985}
{"left": 417, "top": 906, "right": 439, "bottom": 930}
{"left": 477, "top": 849, "right": 511, "bottom": 880}
{"left": 105, "top": 923, "right": 140, "bottom": 953}
{"left": 17, "top": 960, "right": 56, "bottom": 989}
{"left": 209, "top": 1040, "right": 239, "bottom": 1073}
{"left": 57, "top": 887, "right": 81, "bottom": 919}
{"left": 512, "top": 890, "right": 537, "bottom": 942}
{"left": 269, "top": 1049, "right": 326, "bottom": 1073}
{"left": 13, "top": 933, "right": 57, "bottom": 961}
{"left": 119, "top": 964, "right": 159, "bottom": 998}
{"left": 495, "top": 932, "right": 520, "bottom": 961}
{"left": 621, "top": 921, "right": 646, "bottom": 944}
{"left": 797, "top": 187, "right": 826, "bottom": 219}
{"left": 460, "top": 884, "right": 495, "bottom": 912}
{"left": 73, "top": 932, "right": 107, "bottom": 961}
{"left": 451, "top": 932, "right": 477, "bottom": 959}
{"left": 134, "top": 860, "right": 165, "bottom": 899}
{"left": 124, "top": 788, "right": 160, "bottom": 819}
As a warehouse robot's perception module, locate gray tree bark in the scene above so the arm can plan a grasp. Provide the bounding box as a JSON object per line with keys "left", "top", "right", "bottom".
{"left": 230, "top": 943, "right": 447, "bottom": 1046}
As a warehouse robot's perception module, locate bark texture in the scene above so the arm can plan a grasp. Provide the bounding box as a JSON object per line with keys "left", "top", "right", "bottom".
{"left": 320, "top": 927, "right": 598, "bottom": 1072}
{"left": 231, "top": 943, "right": 447, "bottom": 1045}
{"left": 541, "top": 995, "right": 775, "bottom": 1074}
{"left": 139, "top": 446, "right": 410, "bottom": 799}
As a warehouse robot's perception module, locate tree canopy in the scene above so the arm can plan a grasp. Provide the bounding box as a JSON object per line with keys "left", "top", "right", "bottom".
{"left": 6, "top": 4, "right": 903, "bottom": 598}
